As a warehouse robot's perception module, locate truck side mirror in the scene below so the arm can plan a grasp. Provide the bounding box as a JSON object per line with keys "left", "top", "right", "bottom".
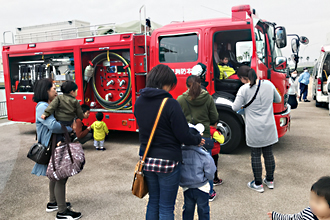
{"left": 275, "top": 57, "right": 287, "bottom": 70}
{"left": 291, "top": 38, "right": 299, "bottom": 54}
{"left": 275, "top": 27, "right": 287, "bottom": 48}
{"left": 300, "top": 36, "right": 309, "bottom": 45}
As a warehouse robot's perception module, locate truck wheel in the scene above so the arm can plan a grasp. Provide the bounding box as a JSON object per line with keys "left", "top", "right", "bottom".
{"left": 217, "top": 111, "right": 244, "bottom": 154}
{"left": 315, "top": 100, "right": 323, "bottom": 107}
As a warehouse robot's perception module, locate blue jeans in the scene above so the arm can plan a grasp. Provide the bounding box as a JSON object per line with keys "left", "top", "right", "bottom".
{"left": 144, "top": 162, "right": 181, "bottom": 220}
{"left": 183, "top": 188, "right": 210, "bottom": 220}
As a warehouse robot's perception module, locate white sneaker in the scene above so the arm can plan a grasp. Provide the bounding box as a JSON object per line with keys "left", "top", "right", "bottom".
{"left": 247, "top": 181, "right": 264, "bottom": 193}
{"left": 263, "top": 178, "right": 274, "bottom": 189}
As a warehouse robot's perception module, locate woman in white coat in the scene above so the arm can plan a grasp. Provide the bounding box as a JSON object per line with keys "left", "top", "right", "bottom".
{"left": 288, "top": 70, "right": 299, "bottom": 109}
{"left": 232, "top": 66, "right": 281, "bottom": 193}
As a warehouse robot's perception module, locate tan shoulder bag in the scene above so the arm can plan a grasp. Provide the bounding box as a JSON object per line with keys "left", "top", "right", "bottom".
{"left": 132, "top": 98, "right": 168, "bottom": 198}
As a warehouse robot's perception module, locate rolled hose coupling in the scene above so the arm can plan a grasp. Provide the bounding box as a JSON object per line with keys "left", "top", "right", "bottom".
{"left": 84, "top": 65, "right": 94, "bottom": 82}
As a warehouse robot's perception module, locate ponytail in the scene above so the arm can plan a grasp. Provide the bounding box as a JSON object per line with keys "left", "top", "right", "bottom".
{"left": 237, "top": 65, "right": 257, "bottom": 88}
{"left": 186, "top": 75, "right": 201, "bottom": 100}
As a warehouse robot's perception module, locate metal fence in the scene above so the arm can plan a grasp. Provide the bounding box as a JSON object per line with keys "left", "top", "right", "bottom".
{"left": 0, "top": 101, "right": 7, "bottom": 118}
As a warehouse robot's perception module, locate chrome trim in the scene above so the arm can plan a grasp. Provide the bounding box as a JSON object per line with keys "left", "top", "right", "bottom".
{"left": 281, "top": 104, "right": 291, "bottom": 116}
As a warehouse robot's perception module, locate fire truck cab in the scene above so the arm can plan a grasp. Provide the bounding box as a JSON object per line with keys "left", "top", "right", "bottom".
{"left": 150, "top": 5, "right": 290, "bottom": 153}
{"left": 2, "top": 5, "right": 291, "bottom": 153}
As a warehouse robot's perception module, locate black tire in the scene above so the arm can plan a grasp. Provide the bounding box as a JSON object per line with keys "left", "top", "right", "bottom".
{"left": 217, "top": 111, "right": 244, "bottom": 154}
{"left": 315, "top": 100, "right": 323, "bottom": 107}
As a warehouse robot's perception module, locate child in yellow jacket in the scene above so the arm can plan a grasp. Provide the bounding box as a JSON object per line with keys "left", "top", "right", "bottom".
{"left": 91, "top": 112, "right": 109, "bottom": 151}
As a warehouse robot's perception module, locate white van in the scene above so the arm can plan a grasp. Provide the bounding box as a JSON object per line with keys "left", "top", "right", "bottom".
{"left": 312, "top": 45, "right": 330, "bottom": 106}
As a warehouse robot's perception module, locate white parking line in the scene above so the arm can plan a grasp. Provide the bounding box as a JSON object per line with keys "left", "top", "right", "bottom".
{"left": 0, "top": 121, "right": 24, "bottom": 127}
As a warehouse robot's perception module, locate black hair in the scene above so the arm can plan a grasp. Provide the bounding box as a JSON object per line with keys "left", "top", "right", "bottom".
{"left": 237, "top": 65, "right": 257, "bottom": 88}
{"left": 81, "top": 104, "right": 90, "bottom": 113}
{"left": 61, "top": 81, "right": 78, "bottom": 94}
{"left": 311, "top": 176, "right": 330, "bottom": 207}
{"left": 186, "top": 75, "right": 201, "bottom": 100}
{"left": 219, "top": 52, "right": 230, "bottom": 61}
{"left": 33, "top": 78, "right": 53, "bottom": 103}
{"left": 96, "top": 112, "right": 104, "bottom": 121}
{"left": 146, "top": 64, "right": 177, "bottom": 89}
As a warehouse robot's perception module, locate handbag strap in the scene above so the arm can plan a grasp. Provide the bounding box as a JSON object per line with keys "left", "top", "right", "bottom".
{"left": 139, "top": 98, "right": 168, "bottom": 170}
{"left": 51, "top": 133, "right": 57, "bottom": 171}
{"left": 60, "top": 124, "right": 74, "bottom": 163}
{"left": 243, "top": 79, "right": 261, "bottom": 109}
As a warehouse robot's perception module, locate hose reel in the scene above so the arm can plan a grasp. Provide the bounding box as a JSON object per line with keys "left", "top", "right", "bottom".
{"left": 84, "top": 52, "right": 132, "bottom": 110}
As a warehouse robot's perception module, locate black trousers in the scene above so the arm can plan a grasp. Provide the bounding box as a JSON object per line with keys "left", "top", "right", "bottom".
{"left": 212, "top": 154, "right": 219, "bottom": 180}
{"left": 250, "top": 145, "right": 275, "bottom": 185}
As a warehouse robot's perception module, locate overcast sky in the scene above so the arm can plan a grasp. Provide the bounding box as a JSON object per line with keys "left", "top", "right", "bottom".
{"left": 1, "top": 0, "right": 330, "bottom": 61}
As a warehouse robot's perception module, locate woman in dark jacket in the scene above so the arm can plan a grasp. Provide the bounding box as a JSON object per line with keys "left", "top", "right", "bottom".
{"left": 134, "top": 64, "right": 204, "bottom": 220}
{"left": 32, "top": 78, "right": 81, "bottom": 220}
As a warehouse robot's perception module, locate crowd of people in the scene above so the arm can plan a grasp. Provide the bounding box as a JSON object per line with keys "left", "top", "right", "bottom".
{"left": 30, "top": 62, "right": 330, "bottom": 220}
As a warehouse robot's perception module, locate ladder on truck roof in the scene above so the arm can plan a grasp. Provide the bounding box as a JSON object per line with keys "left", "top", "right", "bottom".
{"left": 138, "top": 5, "right": 148, "bottom": 74}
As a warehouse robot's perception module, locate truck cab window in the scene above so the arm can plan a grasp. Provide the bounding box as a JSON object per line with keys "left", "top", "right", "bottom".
{"left": 159, "top": 33, "right": 198, "bottom": 63}
{"left": 254, "top": 27, "right": 266, "bottom": 64}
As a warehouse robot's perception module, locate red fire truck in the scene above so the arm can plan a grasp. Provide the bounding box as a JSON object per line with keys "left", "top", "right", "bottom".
{"left": 2, "top": 5, "right": 292, "bottom": 153}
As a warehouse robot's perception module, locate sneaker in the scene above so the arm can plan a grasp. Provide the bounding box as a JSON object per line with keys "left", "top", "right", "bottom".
{"left": 100, "top": 147, "right": 106, "bottom": 151}
{"left": 209, "top": 190, "right": 217, "bottom": 202}
{"left": 56, "top": 209, "right": 82, "bottom": 220}
{"left": 263, "top": 178, "right": 274, "bottom": 189}
{"left": 95, "top": 147, "right": 100, "bottom": 150}
{"left": 213, "top": 178, "right": 223, "bottom": 186}
{"left": 247, "top": 181, "right": 264, "bottom": 193}
{"left": 46, "top": 202, "right": 71, "bottom": 213}
{"left": 304, "top": 99, "right": 310, "bottom": 102}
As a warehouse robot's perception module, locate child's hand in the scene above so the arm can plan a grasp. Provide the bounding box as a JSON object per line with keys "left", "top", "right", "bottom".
{"left": 88, "top": 126, "right": 91, "bottom": 131}
{"left": 199, "top": 138, "right": 205, "bottom": 146}
{"left": 267, "top": 212, "right": 272, "bottom": 219}
{"left": 41, "top": 114, "right": 46, "bottom": 120}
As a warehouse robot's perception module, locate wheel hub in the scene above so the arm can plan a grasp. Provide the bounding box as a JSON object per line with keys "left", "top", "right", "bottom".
{"left": 217, "top": 121, "right": 231, "bottom": 145}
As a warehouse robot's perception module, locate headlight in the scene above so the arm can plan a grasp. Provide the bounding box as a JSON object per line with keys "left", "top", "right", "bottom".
{"left": 280, "top": 117, "right": 287, "bottom": 127}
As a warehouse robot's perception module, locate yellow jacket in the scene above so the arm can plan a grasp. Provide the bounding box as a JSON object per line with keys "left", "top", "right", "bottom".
{"left": 91, "top": 121, "right": 109, "bottom": 141}
{"left": 218, "top": 65, "right": 236, "bottom": 79}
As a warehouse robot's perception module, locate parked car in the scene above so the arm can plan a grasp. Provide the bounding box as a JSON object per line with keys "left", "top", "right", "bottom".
{"left": 312, "top": 45, "right": 330, "bottom": 107}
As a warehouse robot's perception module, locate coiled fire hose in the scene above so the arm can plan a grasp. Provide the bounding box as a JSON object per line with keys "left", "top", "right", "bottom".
{"left": 84, "top": 52, "right": 132, "bottom": 110}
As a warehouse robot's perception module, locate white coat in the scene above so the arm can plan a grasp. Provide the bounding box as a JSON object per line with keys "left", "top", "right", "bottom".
{"left": 232, "top": 80, "right": 281, "bottom": 148}
{"left": 288, "top": 77, "right": 299, "bottom": 95}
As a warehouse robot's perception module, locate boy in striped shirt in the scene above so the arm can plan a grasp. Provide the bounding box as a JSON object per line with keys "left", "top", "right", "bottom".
{"left": 268, "top": 176, "right": 330, "bottom": 220}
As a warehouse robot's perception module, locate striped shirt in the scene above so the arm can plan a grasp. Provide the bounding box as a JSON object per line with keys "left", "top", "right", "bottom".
{"left": 272, "top": 207, "right": 318, "bottom": 220}
{"left": 142, "top": 157, "right": 178, "bottom": 173}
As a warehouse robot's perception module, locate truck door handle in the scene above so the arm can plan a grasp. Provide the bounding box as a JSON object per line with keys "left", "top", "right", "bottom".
{"left": 10, "top": 98, "right": 14, "bottom": 100}
{"left": 99, "top": 47, "right": 109, "bottom": 50}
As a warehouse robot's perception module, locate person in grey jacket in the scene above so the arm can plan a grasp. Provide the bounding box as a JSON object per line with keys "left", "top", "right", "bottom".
{"left": 32, "top": 78, "right": 82, "bottom": 220}
{"left": 180, "top": 124, "right": 216, "bottom": 220}
{"left": 232, "top": 66, "right": 281, "bottom": 193}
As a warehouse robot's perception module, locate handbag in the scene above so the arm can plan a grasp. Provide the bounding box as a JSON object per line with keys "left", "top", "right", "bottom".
{"left": 237, "top": 79, "right": 261, "bottom": 115}
{"left": 132, "top": 98, "right": 168, "bottom": 198}
{"left": 46, "top": 125, "right": 85, "bottom": 181}
{"left": 27, "top": 142, "right": 51, "bottom": 165}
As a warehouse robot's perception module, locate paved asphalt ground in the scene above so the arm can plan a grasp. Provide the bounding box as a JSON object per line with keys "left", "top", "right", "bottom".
{"left": 1, "top": 91, "right": 330, "bottom": 220}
